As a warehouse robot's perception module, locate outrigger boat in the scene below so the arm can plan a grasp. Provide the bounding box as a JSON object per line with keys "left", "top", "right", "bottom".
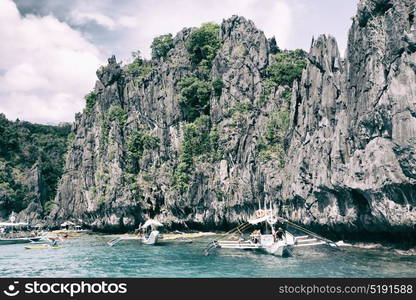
{"left": 0, "top": 236, "right": 41, "bottom": 245}
{"left": 204, "top": 202, "right": 339, "bottom": 257}
{"left": 107, "top": 219, "right": 163, "bottom": 246}
{"left": 25, "top": 245, "right": 64, "bottom": 250}
{"left": 52, "top": 221, "right": 90, "bottom": 237}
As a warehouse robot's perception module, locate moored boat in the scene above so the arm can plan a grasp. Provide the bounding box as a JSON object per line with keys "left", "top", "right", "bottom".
{"left": 204, "top": 202, "right": 338, "bottom": 257}
{"left": 0, "top": 237, "right": 41, "bottom": 245}
{"left": 140, "top": 219, "right": 163, "bottom": 245}
{"left": 0, "top": 213, "right": 43, "bottom": 245}
{"left": 24, "top": 245, "right": 64, "bottom": 250}
{"left": 107, "top": 219, "right": 163, "bottom": 246}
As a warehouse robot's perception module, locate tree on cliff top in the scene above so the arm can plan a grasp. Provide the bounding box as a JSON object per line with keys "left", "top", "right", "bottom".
{"left": 151, "top": 34, "right": 174, "bottom": 60}
{"left": 186, "top": 23, "right": 222, "bottom": 69}
{"left": 266, "top": 49, "right": 307, "bottom": 87}
{"left": 178, "top": 75, "right": 211, "bottom": 122}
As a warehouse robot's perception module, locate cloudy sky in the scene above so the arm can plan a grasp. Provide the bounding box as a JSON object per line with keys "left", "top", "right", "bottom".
{"left": 0, "top": 0, "right": 358, "bottom": 124}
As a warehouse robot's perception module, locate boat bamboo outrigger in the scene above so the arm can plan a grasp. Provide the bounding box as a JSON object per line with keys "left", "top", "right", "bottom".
{"left": 0, "top": 212, "right": 43, "bottom": 245}
{"left": 204, "top": 201, "right": 339, "bottom": 257}
{"left": 108, "top": 219, "right": 163, "bottom": 246}
{"left": 0, "top": 223, "right": 42, "bottom": 245}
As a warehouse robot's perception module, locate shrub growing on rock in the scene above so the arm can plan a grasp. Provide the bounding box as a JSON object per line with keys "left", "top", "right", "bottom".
{"left": 266, "top": 49, "right": 307, "bottom": 87}
{"left": 127, "top": 129, "right": 160, "bottom": 172}
{"left": 108, "top": 105, "right": 128, "bottom": 127}
{"left": 127, "top": 51, "right": 153, "bottom": 80}
{"left": 258, "top": 110, "right": 290, "bottom": 166}
{"left": 211, "top": 77, "right": 224, "bottom": 97}
{"left": 173, "top": 115, "right": 218, "bottom": 192}
{"left": 178, "top": 75, "right": 212, "bottom": 122}
{"left": 151, "top": 34, "right": 174, "bottom": 59}
{"left": 84, "top": 91, "right": 97, "bottom": 115}
{"left": 186, "top": 23, "right": 222, "bottom": 69}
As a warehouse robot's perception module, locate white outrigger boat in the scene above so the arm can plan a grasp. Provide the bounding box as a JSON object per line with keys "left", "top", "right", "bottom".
{"left": 140, "top": 219, "right": 163, "bottom": 245}
{"left": 204, "top": 203, "right": 339, "bottom": 257}
{"left": 0, "top": 213, "right": 43, "bottom": 245}
{"left": 108, "top": 219, "right": 163, "bottom": 247}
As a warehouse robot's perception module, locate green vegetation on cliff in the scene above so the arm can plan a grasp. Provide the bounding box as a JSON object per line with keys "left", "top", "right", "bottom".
{"left": 178, "top": 75, "right": 212, "bottom": 122}
{"left": 0, "top": 113, "right": 71, "bottom": 214}
{"left": 128, "top": 51, "right": 153, "bottom": 81}
{"left": 257, "top": 110, "right": 290, "bottom": 166}
{"left": 151, "top": 34, "right": 174, "bottom": 59}
{"left": 266, "top": 49, "right": 307, "bottom": 88}
{"left": 127, "top": 129, "right": 160, "bottom": 172}
{"left": 211, "top": 77, "right": 224, "bottom": 97}
{"left": 85, "top": 91, "right": 97, "bottom": 115}
{"left": 108, "top": 105, "right": 128, "bottom": 127}
{"left": 256, "top": 49, "right": 306, "bottom": 164}
{"left": 186, "top": 23, "right": 222, "bottom": 70}
{"left": 178, "top": 75, "right": 223, "bottom": 122}
{"left": 173, "top": 116, "right": 221, "bottom": 192}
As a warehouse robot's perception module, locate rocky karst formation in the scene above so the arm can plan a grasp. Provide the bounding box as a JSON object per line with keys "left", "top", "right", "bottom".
{"left": 50, "top": 0, "right": 416, "bottom": 242}
{"left": 282, "top": 0, "right": 416, "bottom": 241}
{"left": 0, "top": 115, "right": 70, "bottom": 222}
{"left": 50, "top": 16, "right": 288, "bottom": 231}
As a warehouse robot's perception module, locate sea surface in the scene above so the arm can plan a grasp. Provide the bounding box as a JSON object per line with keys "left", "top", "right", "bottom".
{"left": 0, "top": 234, "right": 415, "bottom": 277}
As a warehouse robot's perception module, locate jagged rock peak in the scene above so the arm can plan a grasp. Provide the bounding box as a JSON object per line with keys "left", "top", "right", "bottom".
{"left": 220, "top": 15, "right": 268, "bottom": 44}
{"left": 172, "top": 27, "right": 194, "bottom": 44}
{"left": 308, "top": 35, "right": 342, "bottom": 73}
{"left": 356, "top": 0, "right": 415, "bottom": 28}
{"left": 218, "top": 15, "right": 270, "bottom": 69}
{"left": 96, "top": 55, "right": 122, "bottom": 87}
{"left": 221, "top": 15, "right": 258, "bottom": 36}
{"left": 357, "top": 0, "right": 394, "bottom": 26}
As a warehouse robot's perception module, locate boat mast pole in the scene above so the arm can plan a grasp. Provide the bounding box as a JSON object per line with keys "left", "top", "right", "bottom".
{"left": 269, "top": 199, "right": 275, "bottom": 234}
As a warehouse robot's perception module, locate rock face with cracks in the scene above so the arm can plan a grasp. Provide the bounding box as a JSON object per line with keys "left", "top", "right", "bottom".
{"left": 50, "top": 1, "right": 416, "bottom": 242}
{"left": 282, "top": 0, "right": 416, "bottom": 241}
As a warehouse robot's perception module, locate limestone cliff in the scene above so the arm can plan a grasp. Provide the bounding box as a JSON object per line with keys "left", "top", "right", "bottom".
{"left": 282, "top": 0, "right": 416, "bottom": 241}
{"left": 51, "top": 0, "right": 416, "bottom": 242}
{"left": 0, "top": 114, "right": 70, "bottom": 222}
{"left": 50, "top": 16, "right": 288, "bottom": 231}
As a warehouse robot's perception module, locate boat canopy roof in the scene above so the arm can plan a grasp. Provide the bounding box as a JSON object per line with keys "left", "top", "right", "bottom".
{"left": 247, "top": 215, "right": 269, "bottom": 225}
{"left": 61, "top": 221, "right": 76, "bottom": 227}
{"left": 0, "top": 222, "right": 28, "bottom": 227}
{"left": 247, "top": 208, "right": 275, "bottom": 225}
{"left": 141, "top": 219, "right": 163, "bottom": 229}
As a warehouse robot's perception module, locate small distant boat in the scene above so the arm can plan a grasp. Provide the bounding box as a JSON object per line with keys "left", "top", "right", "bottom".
{"left": 107, "top": 219, "right": 163, "bottom": 246}
{"left": 25, "top": 245, "right": 64, "bottom": 250}
{"left": 52, "top": 221, "right": 90, "bottom": 237}
{"left": 0, "top": 237, "right": 41, "bottom": 245}
{"left": 140, "top": 219, "right": 163, "bottom": 245}
{"left": 25, "top": 235, "right": 64, "bottom": 250}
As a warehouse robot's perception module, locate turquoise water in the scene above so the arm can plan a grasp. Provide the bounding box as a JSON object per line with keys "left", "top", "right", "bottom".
{"left": 0, "top": 235, "right": 415, "bottom": 277}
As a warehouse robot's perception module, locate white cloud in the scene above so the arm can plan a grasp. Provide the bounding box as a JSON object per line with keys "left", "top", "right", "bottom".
{"left": 71, "top": 11, "right": 117, "bottom": 30}
{"left": 0, "top": 0, "right": 103, "bottom": 124}
{"left": 70, "top": 11, "right": 139, "bottom": 31}
{"left": 0, "top": 0, "right": 296, "bottom": 123}
{"left": 122, "top": 0, "right": 293, "bottom": 59}
{"left": 0, "top": 92, "right": 84, "bottom": 124}
{"left": 118, "top": 16, "right": 139, "bottom": 29}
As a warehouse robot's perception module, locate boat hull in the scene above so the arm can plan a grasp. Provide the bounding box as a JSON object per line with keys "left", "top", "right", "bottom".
{"left": 25, "top": 245, "right": 64, "bottom": 250}
{"left": 0, "top": 237, "right": 41, "bottom": 245}
{"left": 263, "top": 242, "right": 288, "bottom": 256}
{"left": 216, "top": 234, "right": 291, "bottom": 257}
{"left": 142, "top": 230, "right": 159, "bottom": 245}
